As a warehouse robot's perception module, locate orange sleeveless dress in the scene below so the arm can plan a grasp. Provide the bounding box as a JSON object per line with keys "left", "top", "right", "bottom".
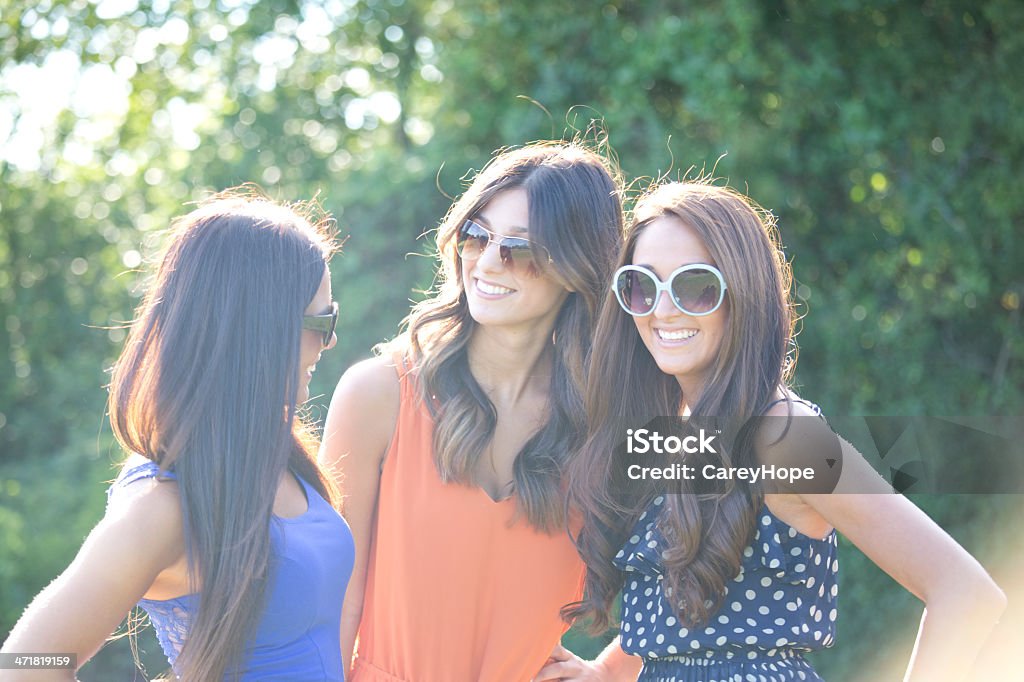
{"left": 350, "top": 359, "right": 585, "bottom": 682}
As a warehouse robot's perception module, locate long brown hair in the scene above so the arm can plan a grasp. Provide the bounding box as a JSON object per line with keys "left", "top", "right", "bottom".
{"left": 565, "top": 180, "right": 797, "bottom": 631}
{"left": 394, "top": 142, "right": 623, "bottom": 532}
{"left": 108, "top": 188, "right": 339, "bottom": 680}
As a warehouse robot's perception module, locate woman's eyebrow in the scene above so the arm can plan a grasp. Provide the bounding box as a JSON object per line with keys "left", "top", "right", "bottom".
{"left": 635, "top": 261, "right": 718, "bottom": 269}
{"left": 473, "top": 213, "right": 529, "bottom": 235}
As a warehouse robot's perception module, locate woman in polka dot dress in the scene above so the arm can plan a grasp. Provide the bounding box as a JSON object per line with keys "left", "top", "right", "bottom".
{"left": 537, "top": 181, "right": 1006, "bottom": 682}
{"left": 612, "top": 490, "right": 837, "bottom": 681}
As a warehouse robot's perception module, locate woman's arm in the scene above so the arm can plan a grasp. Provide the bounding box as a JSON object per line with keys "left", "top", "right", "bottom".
{"left": 319, "top": 356, "right": 400, "bottom": 678}
{"left": 791, "top": 429, "right": 1006, "bottom": 681}
{"left": 0, "top": 477, "right": 185, "bottom": 681}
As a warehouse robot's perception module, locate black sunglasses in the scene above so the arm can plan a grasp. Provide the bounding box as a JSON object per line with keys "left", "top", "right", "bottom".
{"left": 456, "top": 219, "right": 552, "bottom": 273}
{"left": 302, "top": 301, "right": 338, "bottom": 345}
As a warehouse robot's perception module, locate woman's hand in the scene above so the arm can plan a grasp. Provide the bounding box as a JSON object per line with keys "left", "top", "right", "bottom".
{"left": 533, "top": 645, "right": 609, "bottom": 681}
{"left": 533, "top": 640, "right": 642, "bottom": 681}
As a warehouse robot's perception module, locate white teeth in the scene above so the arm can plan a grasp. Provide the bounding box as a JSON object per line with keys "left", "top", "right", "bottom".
{"left": 657, "top": 328, "right": 698, "bottom": 341}
{"left": 476, "top": 280, "right": 514, "bottom": 295}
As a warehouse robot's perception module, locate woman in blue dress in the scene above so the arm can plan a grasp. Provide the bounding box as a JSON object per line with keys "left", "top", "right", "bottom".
{"left": 537, "top": 181, "right": 1006, "bottom": 681}
{"left": 1, "top": 189, "right": 355, "bottom": 680}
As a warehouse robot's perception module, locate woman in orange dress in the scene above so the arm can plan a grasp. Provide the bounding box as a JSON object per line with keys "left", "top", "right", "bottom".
{"left": 319, "top": 142, "right": 626, "bottom": 681}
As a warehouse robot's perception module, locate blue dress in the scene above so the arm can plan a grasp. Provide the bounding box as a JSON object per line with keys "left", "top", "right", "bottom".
{"left": 108, "top": 461, "right": 355, "bottom": 681}
{"left": 614, "top": 495, "right": 838, "bottom": 681}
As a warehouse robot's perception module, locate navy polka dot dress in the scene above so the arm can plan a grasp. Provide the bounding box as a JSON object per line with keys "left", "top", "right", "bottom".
{"left": 613, "top": 495, "right": 838, "bottom": 681}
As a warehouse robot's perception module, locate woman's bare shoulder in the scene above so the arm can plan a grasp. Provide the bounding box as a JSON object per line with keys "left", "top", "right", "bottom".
{"left": 321, "top": 355, "right": 404, "bottom": 469}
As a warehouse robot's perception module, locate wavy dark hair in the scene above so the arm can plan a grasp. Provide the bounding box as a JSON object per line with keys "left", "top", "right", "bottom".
{"left": 108, "top": 188, "right": 339, "bottom": 680}
{"left": 393, "top": 142, "right": 623, "bottom": 532}
{"left": 564, "top": 180, "right": 797, "bottom": 631}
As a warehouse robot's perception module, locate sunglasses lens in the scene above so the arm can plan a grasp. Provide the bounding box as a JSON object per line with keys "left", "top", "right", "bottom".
{"left": 615, "top": 269, "right": 659, "bottom": 315}
{"left": 498, "top": 238, "right": 538, "bottom": 270}
{"left": 672, "top": 268, "right": 723, "bottom": 315}
{"left": 325, "top": 304, "right": 338, "bottom": 345}
{"left": 459, "top": 220, "right": 545, "bottom": 273}
{"left": 457, "top": 221, "right": 489, "bottom": 259}
{"left": 303, "top": 302, "right": 339, "bottom": 346}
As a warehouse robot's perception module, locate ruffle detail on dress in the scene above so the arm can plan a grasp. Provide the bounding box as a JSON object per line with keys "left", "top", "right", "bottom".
{"left": 750, "top": 508, "right": 837, "bottom": 585}
{"left": 613, "top": 495, "right": 667, "bottom": 578}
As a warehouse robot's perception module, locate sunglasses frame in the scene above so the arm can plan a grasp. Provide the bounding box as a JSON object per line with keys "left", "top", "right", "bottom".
{"left": 456, "top": 219, "right": 553, "bottom": 271}
{"left": 302, "top": 300, "right": 339, "bottom": 346}
{"left": 612, "top": 264, "right": 728, "bottom": 317}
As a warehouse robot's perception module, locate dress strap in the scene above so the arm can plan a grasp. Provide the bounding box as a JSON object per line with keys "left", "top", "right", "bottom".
{"left": 764, "top": 396, "right": 824, "bottom": 418}
{"left": 388, "top": 349, "right": 427, "bottom": 411}
{"left": 106, "top": 460, "right": 176, "bottom": 506}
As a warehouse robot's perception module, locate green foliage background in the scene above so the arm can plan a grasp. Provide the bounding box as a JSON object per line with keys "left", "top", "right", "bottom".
{"left": 1, "top": 0, "right": 1021, "bottom": 679}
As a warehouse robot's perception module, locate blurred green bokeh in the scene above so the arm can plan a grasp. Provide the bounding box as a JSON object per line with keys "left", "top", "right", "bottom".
{"left": 1, "top": 0, "right": 1021, "bottom": 679}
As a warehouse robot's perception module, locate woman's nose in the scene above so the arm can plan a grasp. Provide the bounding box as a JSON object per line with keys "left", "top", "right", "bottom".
{"left": 651, "top": 288, "right": 682, "bottom": 319}
{"left": 474, "top": 237, "right": 506, "bottom": 271}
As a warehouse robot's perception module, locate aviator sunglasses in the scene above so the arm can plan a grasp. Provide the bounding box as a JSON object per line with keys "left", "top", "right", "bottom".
{"left": 302, "top": 300, "right": 339, "bottom": 345}
{"left": 456, "top": 219, "right": 553, "bottom": 273}
{"left": 612, "top": 264, "right": 728, "bottom": 317}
